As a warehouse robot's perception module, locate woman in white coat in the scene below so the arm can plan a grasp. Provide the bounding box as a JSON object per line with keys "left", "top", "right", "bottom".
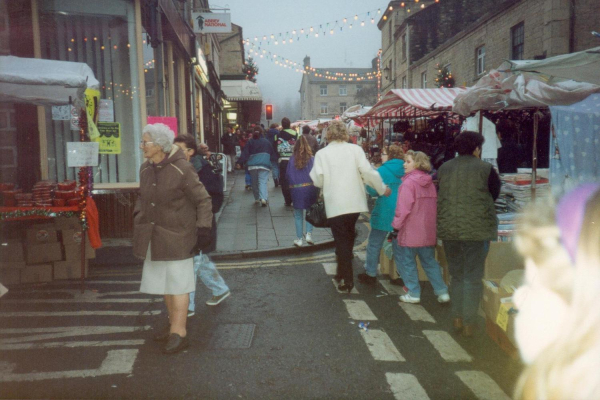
{"left": 310, "top": 121, "right": 390, "bottom": 292}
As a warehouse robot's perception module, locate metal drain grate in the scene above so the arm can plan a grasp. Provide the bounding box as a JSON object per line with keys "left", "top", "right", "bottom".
{"left": 209, "top": 324, "right": 256, "bottom": 349}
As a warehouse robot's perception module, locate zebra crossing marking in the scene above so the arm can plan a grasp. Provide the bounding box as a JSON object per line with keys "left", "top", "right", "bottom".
{"left": 385, "top": 373, "right": 430, "bottom": 400}
{"left": 423, "top": 330, "right": 473, "bottom": 362}
{"left": 455, "top": 371, "right": 511, "bottom": 400}
{"left": 359, "top": 329, "right": 405, "bottom": 361}
{"left": 343, "top": 300, "right": 378, "bottom": 321}
{"left": 379, "top": 280, "right": 407, "bottom": 296}
{"left": 398, "top": 302, "right": 436, "bottom": 323}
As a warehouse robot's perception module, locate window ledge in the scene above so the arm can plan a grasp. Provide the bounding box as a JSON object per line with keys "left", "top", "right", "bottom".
{"left": 93, "top": 182, "right": 140, "bottom": 192}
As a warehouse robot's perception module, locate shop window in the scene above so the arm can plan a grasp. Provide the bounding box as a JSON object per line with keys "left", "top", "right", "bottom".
{"left": 39, "top": 0, "right": 142, "bottom": 183}
{"left": 339, "top": 85, "right": 347, "bottom": 96}
{"left": 511, "top": 22, "right": 524, "bottom": 60}
{"left": 320, "top": 85, "right": 327, "bottom": 96}
{"left": 320, "top": 103, "right": 328, "bottom": 114}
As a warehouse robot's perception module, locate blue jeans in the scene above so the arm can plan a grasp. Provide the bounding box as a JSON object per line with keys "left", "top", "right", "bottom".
{"left": 392, "top": 242, "right": 448, "bottom": 298}
{"left": 293, "top": 209, "right": 313, "bottom": 238}
{"left": 271, "top": 161, "right": 279, "bottom": 180}
{"left": 443, "top": 240, "right": 489, "bottom": 324}
{"left": 188, "top": 253, "right": 229, "bottom": 312}
{"left": 245, "top": 169, "right": 251, "bottom": 186}
{"left": 249, "top": 169, "right": 270, "bottom": 201}
{"left": 365, "top": 228, "right": 388, "bottom": 277}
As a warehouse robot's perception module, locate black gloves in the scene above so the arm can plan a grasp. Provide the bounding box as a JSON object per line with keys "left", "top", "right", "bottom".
{"left": 191, "top": 227, "right": 212, "bottom": 254}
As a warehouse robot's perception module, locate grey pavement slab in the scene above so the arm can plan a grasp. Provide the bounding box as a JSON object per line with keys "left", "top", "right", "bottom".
{"left": 215, "top": 170, "right": 333, "bottom": 254}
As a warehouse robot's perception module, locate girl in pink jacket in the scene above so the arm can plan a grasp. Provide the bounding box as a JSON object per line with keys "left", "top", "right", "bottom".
{"left": 391, "top": 151, "right": 449, "bottom": 304}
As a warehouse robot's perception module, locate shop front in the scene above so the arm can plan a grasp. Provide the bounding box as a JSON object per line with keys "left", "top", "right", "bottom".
{"left": 221, "top": 79, "right": 262, "bottom": 133}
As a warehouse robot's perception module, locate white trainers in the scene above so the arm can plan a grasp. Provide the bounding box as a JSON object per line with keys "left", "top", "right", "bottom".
{"left": 437, "top": 293, "right": 450, "bottom": 303}
{"left": 260, "top": 199, "right": 267, "bottom": 207}
{"left": 293, "top": 238, "right": 303, "bottom": 247}
{"left": 305, "top": 232, "right": 314, "bottom": 245}
{"left": 399, "top": 294, "right": 421, "bottom": 303}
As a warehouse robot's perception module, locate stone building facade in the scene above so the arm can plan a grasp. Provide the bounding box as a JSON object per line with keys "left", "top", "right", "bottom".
{"left": 299, "top": 56, "right": 378, "bottom": 120}
{"left": 379, "top": 0, "right": 599, "bottom": 92}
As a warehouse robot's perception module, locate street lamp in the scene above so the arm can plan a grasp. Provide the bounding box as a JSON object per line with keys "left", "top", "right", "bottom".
{"left": 383, "top": 65, "right": 391, "bottom": 80}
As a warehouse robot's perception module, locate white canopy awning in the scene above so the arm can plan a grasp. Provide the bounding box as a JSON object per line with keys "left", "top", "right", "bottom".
{"left": 507, "top": 46, "right": 600, "bottom": 86}
{"left": 221, "top": 80, "right": 262, "bottom": 101}
{"left": 0, "top": 55, "right": 99, "bottom": 106}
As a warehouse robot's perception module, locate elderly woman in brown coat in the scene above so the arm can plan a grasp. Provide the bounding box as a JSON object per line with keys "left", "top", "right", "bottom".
{"left": 134, "top": 123, "right": 213, "bottom": 354}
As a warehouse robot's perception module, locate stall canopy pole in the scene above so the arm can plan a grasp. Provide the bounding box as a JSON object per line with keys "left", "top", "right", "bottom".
{"left": 531, "top": 110, "right": 541, "bottom": 201}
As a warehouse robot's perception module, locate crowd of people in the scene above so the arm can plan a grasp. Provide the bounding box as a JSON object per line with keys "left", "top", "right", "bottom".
{"left": 132, "top": 120, "right": 600, "bottom": 400}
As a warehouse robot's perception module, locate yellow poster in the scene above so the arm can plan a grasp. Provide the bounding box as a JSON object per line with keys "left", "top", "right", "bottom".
{"left": 495, "top": 302, "right": 511, "bottom": 332}
{"left": 96, "top": 122, "right": 121, "bottom": 154}
{"left": 84, "top": 88, "right": 100, "bottom": 140}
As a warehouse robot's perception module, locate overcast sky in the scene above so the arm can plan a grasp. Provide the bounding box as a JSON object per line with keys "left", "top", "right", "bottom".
{"left": 217, "top": 0, "right": 385, "bottom": 115}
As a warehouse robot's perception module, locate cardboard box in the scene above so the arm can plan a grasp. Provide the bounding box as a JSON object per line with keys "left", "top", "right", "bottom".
{"left": 20, "top": 264, "right": 53, "bottom": 283}
{"left": 54, "top": 217, "right": 81, "bottom": 230}
{"left": 63, "top": 243, "right": 95, "bottom": 261}
{"left": 0, "top": 240, "right": 25, "bottom": 262}
{"left": 379, "top": 245, "right": 449, "bottom": 284}
{"left": 25, "top": 225, "right": 58, "bottom": 244}
{"left": 61, "top": 229, "right": 95, "bottom": 259}
{"left": 485, "top": 317, "right": 519, "bottom": 359}
{"left": 481, "top": 278, "right": 514, "bottom": 322}
{"left": 25, "top": 242, "right": 63, "bottom": 264}
{"left": 53, "top": 260, "right": 88, "bottom": 280}
{"left": 484, "top": 241, "right": 524, "bottom": 280}
{"left": 0, "top": 266, "right": 21, "bottom": 286}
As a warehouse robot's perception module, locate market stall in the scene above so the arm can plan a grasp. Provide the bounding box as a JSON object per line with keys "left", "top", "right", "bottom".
{"left": 451, "top": 48, "right": 600, "bottom": 355}
{"left": 0, "top": 55, "right": 102, "bottom": 292}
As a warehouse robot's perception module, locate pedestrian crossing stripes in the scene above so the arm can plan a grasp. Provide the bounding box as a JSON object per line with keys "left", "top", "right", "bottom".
{"left": 455, "top": 371, "right": 511, "bottom": 400}
{"left": 422, "top": 330, "right": 473, "bottom": 362}
{"left": 398, "top": 303, "right": 436, "bottom": 323}
{"left": 343, "top": 300, "right": 378, "bottom": 321}
{"left": 385, "top": 373, "right": 430, "bottom": 400}
{"left": 359, "top": 329, "right": 405, "bottom": 361}
{"left": 378, "top": 280, "right": 406, "bottom": 296}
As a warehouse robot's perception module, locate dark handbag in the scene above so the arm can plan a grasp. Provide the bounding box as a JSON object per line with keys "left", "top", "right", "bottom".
{"left": 305, "top": 199, "right": 329, "bottom": 228}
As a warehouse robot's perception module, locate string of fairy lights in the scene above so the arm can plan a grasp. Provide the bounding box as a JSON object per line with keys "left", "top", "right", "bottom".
{"left": 244, "top": 0, "right": 440, "bottom": 79}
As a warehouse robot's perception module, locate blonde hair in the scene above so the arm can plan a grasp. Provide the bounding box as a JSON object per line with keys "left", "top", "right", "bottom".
{"left": 326, "top": 121, "right": 350, "bottom": 143}
{"left": 405, "top": 150, "right": 431, "bottom": 172}
{"left": 293, "top": 136, "right": 313, "bottom": 170}
{"left": 387, "top": 145, "right": 405, "bottom": 161}
{"left": 513, "top": 192, "right": 600, "bottom": 400}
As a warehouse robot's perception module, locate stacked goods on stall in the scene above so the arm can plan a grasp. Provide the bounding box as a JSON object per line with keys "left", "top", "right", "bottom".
{"left": 1, "top": 180, "right": 79, "bottom": 207}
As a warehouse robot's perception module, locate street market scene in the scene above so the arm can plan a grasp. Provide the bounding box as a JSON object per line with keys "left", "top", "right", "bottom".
{"left": 1, "top": 0, "right": 600, "bottom": 398}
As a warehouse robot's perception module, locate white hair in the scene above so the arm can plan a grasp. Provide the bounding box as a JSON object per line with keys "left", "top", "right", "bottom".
{"left": 142, "top": 123, "right": 174, "bottom": 153}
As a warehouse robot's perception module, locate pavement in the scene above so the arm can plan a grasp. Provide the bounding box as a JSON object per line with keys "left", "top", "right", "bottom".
{"left": 213, "top": 169, "right": 334, "bottom": 260}
{"left": 95, "top": 169, "right": 335, "bottom": 266}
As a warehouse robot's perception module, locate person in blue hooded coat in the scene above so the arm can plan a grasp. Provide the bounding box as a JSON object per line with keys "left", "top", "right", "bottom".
{"left": 358, "top": 145, "right": 405, "bottom": 285}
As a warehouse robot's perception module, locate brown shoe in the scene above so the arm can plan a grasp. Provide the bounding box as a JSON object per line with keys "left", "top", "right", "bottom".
{"left": 462, "top": 324, "right": 475, "bottom": 337}
{"left": 453, "top": 318, "right": 464, "bottom": 332}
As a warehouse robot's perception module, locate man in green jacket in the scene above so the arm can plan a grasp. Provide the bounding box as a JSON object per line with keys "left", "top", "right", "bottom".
{"left": 437, "top": 131, "right": 501, "bottom": 337}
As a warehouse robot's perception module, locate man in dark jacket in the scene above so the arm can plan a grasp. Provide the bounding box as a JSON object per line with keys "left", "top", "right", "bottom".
{"left": 437, "top": 131, "right": 501, "bottom": 337}
{"left": 173, "top": 135, "right": 231, "bottom": 314}
{"left": 221, "top": 126, "right": 238, "bottom": 173}
{"left": 236, "top": 129, "right": 278, "bottom": 206}
{"left": 302, "top": 125, "right": 319, "bottom": 155}
{"left": 264, "top": 123, "right": 280, "bottom": 186}
{"left": 278, "top": 117, "right": 299, "bottom": 206}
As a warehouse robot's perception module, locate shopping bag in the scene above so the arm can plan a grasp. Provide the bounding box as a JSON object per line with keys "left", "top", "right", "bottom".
{"left": 306, "top": 200, "right": 329, "bottom": 228}
{"left": 235, "top": 146, "right": 241, "bottom": 158}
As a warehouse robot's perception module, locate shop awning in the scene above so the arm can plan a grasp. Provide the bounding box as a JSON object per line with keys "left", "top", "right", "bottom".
{"left": 221, "top": 80, "right": 262, "bottom": 101}
{"left": 0, "top": 55, "right": 99, "bottom": 106}
{"left": 355, "top": 88, "right": 466, "bottom": 124}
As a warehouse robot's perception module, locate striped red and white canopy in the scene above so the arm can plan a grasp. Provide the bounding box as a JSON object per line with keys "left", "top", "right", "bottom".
{"left": 355, "top": 88, "right": 467, "bottom": 125}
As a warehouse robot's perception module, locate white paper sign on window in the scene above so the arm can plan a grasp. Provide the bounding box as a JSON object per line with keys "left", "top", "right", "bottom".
{"left": 98, "top": 99, "right": 114, "bottom": 122}
{"left": 51, "top": 105, "right": 70, "bottom": 121}
{"left": 66, "top": 142, "right": 99, "bottom": 167}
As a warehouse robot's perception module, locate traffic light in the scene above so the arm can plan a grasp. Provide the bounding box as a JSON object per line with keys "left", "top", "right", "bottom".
{"left": 265, "top": 104, "right": 273, "bottom": 120}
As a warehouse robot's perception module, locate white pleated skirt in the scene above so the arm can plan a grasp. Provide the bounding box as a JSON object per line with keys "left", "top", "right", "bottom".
{"left": 139, "top": 243, "right": 195, "bottom": 295}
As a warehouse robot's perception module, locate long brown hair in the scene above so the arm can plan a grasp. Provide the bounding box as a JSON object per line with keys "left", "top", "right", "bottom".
{"left": 293, "top": 136, "right": 313, "bottom": 170}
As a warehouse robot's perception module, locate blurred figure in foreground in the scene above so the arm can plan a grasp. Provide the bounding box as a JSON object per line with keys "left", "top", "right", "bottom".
{"left": 513, "top": 184, "right": 600, "bottom": 400}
